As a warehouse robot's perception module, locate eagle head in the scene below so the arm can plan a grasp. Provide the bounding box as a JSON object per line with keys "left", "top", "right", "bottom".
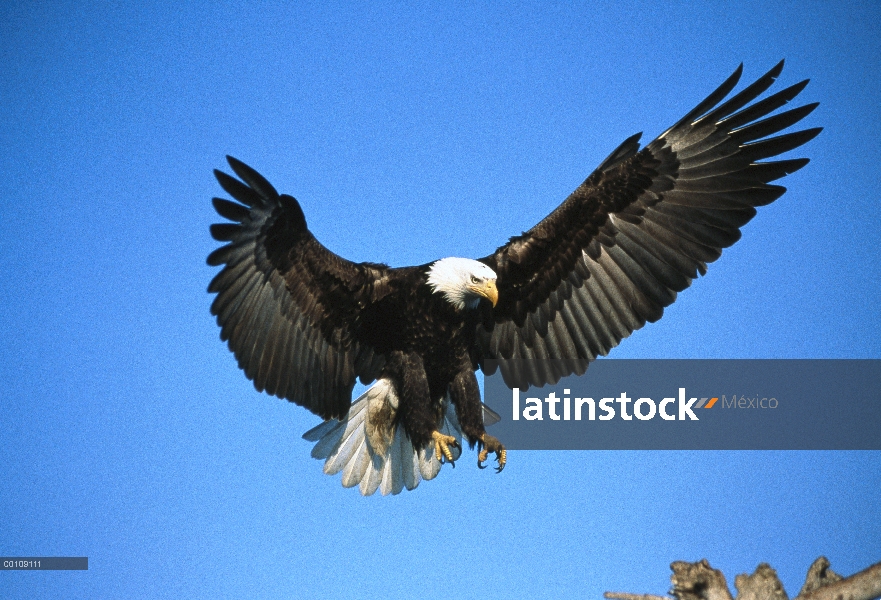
{"left": 427, "top": 257, "right": 498, "bottom": 310}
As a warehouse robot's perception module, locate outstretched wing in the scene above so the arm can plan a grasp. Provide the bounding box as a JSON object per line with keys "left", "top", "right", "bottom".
{"left": 208, "top": 157, "right": 397, "bottom": 419}
{"left": 477, "top": 61, "right": 821, "bottom": 387}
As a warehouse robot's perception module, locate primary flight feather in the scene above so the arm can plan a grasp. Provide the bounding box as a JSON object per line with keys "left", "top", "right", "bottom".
{"left": 208, "top": 61, "right": 820, "bottom": 495}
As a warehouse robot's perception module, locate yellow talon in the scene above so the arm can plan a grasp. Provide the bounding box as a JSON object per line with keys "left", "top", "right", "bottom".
{"left": 478, "top": 433, "right": 507, "bottom": 473}
{"left": 431, "top": 431, "right": 460, "bottom": 466}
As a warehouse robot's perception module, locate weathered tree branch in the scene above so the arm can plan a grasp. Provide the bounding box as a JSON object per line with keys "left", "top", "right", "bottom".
{"left": 734, "top": 563, "right": 788, "bottom": 600}
{"left": 797, "top": 560, "right": 881, "bottom": 600}
{"left": 670, "top": 559, "right": 736, "bottom": 600}
{"left": 605, "top": 558, "right": 881, "bottom": 600}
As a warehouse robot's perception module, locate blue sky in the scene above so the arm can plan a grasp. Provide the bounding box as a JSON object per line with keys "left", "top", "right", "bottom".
{"left": 2, "top": 1, "right": 879, "bottom": 598}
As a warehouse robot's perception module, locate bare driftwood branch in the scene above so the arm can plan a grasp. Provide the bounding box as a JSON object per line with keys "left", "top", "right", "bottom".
{"left": 605, "top": 558, "right": 881, "bottom": 600}
{"left": 670, "top": 559, "right": 735, "bottom": 600}
{"left": 734, "top": 563, "right": 788, "bottom": 600}
{"left": 796, "top": 560, "right": 881, "bottom": 600}
{"left": 799, "top": 557, "right": 843, "bottom": 596}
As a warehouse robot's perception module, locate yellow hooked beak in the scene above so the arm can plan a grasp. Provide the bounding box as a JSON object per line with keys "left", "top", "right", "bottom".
{"left": 472, "top": 279, "right": 498, "bottom": 307}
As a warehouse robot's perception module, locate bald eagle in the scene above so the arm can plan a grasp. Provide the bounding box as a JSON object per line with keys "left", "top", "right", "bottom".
{"left": 208, "top": 61, "right": 819, "bottom": 495}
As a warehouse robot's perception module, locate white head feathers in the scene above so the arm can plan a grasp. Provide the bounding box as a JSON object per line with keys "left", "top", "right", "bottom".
{"left": 427, "top": 257, "right": 499, "bottom": 310}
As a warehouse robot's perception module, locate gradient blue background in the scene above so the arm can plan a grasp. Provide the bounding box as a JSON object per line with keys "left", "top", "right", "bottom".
{"left": 2, "top": 2, "right": 879, "bottom": 598}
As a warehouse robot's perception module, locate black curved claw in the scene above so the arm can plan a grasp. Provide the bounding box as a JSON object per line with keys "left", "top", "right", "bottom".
{"left": 495, "top": 448, "right": 507, "bottom": 473}
{"left": 478, "top": 438, "right": 506, "bottom": 472}
{"left": 441, "top": 439, "right": 461, "bottom": 468}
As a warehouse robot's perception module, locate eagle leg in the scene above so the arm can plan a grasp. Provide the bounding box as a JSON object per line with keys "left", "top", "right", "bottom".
{"left": 431, "top": 431, "right": 461, "bottom": 467}
{"left": 477, "top": 433, "right": 506, "bottom": 473}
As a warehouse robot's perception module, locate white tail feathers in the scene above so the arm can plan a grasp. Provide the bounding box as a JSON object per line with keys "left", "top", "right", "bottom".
{"left": 302, "top": 379, "right": 463, "bottom": 496}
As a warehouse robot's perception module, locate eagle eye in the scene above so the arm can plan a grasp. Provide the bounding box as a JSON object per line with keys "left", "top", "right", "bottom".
{"left": 470, "top": 275, "right": 480, "bottom": 284}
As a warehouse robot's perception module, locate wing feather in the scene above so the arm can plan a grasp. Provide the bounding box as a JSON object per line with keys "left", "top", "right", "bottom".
{"left": 578, "top": 279, "right": 617, "bottom": 355}
{"left": 207, "top": 157, "right": 406, "bottom": 419}
{"left": 478, "top": 62, "right": 820, "bottom": 387}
